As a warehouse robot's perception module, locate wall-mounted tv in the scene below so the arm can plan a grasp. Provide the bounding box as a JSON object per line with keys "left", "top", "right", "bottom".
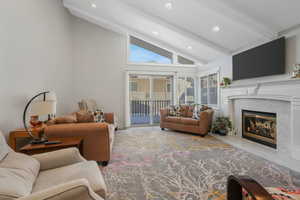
{"left": 233, "top": 37, "right": 285, "bottom": 81}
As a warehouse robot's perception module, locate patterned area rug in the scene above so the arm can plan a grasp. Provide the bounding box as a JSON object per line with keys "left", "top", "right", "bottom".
{"left": 101, "top": 127, "right": 300, "bottom": 200}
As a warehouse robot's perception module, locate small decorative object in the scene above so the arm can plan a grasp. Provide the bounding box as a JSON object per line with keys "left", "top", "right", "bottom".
{"left": 290, "top": 64, "right": 300, "bottom": 78}
{"left": 23, "top": 91, "right": 56, "bottom": 144}
{"left": 212, "top": 117, "right": 232, "bottom": 136}
{"left": 220, "top": 77, "right": 232, "bottom": 88}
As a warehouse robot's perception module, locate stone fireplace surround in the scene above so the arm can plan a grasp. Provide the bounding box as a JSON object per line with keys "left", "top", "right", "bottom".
{"left": 219, "top": 79, "right": 300, "bottom": 173}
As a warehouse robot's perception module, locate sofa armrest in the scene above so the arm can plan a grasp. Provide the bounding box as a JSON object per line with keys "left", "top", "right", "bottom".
{"left": 227, "top": 175, "right": 273, "bottom": 200}
{"left": 104, "top": 113, "right": 115, "bottom": 124}
{"left": 160, "top": 109, "right": 169, "bottom": 121}
{"left": 17, "top": 179, "right": 103, "bottom": 200}
{"left": 198, "top": 111, "right": 209, "bottom": 127}
{"left": 32, "top": 148, "right": 86, "bottom": 171}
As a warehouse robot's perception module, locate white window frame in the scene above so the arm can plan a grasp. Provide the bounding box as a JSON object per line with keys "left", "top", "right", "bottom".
{"left": 177, "top": 76, "right": 196, "bottom": 105}
{"left": 198, "top": 69, "right": 220, "bottom": 109}
{"left": 127, "top": 35, "right": 199, "bottom": 68}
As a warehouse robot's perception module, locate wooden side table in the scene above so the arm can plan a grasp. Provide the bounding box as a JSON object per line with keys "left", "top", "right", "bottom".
{"left": 9, "top": 129, "right": 39, "bottom": 151}
{"left": 19, "top": 137, "right": 84, "bottom": 156}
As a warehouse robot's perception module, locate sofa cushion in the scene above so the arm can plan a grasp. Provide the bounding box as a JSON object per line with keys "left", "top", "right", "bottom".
{"left": 186, "top": 106, "right": 194, "bottom": 118}
{"left": 0, "top": 130, "right": 9, "bottom": 161}
{"left": 0, "top": 152, "right": 40, "bottom": 199}
{"left": 181, "top": 117, "right": 199, "bottom": 126}
{"left": 32, "top": 161, "right": 107, "bottom": 199}
{"left": 76, "top": 111, "right": 95, "bottom": 123}
{"left": 165, "top": 116, "right": 181, "bottom": 123}
{"left": 179, "top": 105, "right": 189, "bottom": 117}
{"left": 54, "top": 114, "right": 77, "bottom": 124}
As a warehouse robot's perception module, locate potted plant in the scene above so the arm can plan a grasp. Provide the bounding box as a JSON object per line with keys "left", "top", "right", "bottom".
{"left": 220, "top": 77, "right": 232, "bottom": 88}
{"left": 291, "top": 64, "right": 300, "bottom": 78}
{"left": 212, "top": 117, "right": 232, "bottom": 136}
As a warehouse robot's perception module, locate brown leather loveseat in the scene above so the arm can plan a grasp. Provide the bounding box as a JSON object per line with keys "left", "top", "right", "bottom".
{"left": 45, "top": 113, "right": 115, "bottom": 166}
{"left": 160, "top": 105, "right": 214, "bottom": 136}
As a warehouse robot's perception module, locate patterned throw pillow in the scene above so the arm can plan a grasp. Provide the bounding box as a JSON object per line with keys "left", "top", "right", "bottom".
{"left": 186, "top": 105, "right": 195, "bottom": 118}
{"left": 179, "top": 105, "right": 189, "bottom": 117}
{"left": 168, "top": 105, "right": 177, "bottom": 116}
{"left": 200, "top": 105, "right": 211, "bottom": 111}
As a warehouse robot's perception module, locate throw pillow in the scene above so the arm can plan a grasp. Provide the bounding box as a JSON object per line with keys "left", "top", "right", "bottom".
{"left": 186, "top": 105, "right": 195, "bottom": 118}
{"left": 76, "top": 111, "right": 95, "bottom": 123}
{"left": 168, "top": 105, "right": 177, "bottom": 116}
{"left": 179, "top": 105, "right": 189, "bottom": 117}
{"left": 0, "top": 130, "right": 9, "bottom": 161}
{"left": 200, "top": 105, "right": 211, "bottom": 111}
{"left": 54, "top": 114, "right": 77, "bottom": 124}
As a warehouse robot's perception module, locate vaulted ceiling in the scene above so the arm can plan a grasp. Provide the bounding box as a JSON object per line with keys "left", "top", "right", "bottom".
{"left": 63, "top": 0, "right": 300, "bottom": 65}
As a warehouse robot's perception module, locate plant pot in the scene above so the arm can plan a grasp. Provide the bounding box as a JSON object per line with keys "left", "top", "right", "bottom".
{"left": 218, "top": 129, "right": 227, "bottom": 136}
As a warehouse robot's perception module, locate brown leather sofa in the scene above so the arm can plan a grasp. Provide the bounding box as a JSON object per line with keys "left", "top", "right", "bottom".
{"left": 45, "top": 113, "right": 115, "bottom": 166}
{"left": 160, "top": 106, "right": 214, "bottom": 136}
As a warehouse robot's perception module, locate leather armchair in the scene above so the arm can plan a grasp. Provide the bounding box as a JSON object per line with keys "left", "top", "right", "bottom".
{"left": 45, "top": 122, "right": 115, "bottom": 165}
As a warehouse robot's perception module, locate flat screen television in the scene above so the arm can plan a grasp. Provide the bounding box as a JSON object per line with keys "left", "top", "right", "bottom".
{"left": 233, "top": 37, "right": 285, "bottom": 80}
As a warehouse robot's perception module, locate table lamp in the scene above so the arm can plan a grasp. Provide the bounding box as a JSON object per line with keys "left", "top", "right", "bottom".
{"left": 23, "top": 91, "right": 57, "bottom": 144}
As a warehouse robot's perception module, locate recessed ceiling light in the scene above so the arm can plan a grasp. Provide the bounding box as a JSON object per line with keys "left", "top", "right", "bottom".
{"left": 91, "top": 3, "right": 97, "bottom": 8}
{"left": 212, "top": 26, "right": 220, "bottom": 32}
{"left": 187, "top": 46, "right": 192, "bottom": 50}
{"left": 165, "top": 2, "right": 173, "bottom": 10}
{"left": 152, "top": 31, "right": 159, "bottom": 36}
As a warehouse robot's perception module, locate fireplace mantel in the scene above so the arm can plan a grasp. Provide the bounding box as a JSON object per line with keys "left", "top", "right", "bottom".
{"left": 228, "top": 94, "right": 300, "bottom": 103}
{"left": 223, "top": 78, "right": 300, "bottom": 89}
{"left": 226, "top": 93, "right": 300, "bottom": 164}
{"left": 221, "top": 80, "right": 300, "bottom": 170}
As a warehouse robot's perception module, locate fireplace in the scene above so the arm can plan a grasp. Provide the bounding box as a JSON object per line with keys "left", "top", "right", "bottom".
{"left": 242, "top": 110, "right": 277, "bottom": 149}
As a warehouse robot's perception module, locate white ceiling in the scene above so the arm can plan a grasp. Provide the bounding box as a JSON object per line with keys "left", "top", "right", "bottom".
{"left": 63, "top": 0, "right": 300, "bottom": 64}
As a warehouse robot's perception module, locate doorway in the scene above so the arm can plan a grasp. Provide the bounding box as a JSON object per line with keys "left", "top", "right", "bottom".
{"left": 129, "top": 74, "right": 173, "bottom": 125}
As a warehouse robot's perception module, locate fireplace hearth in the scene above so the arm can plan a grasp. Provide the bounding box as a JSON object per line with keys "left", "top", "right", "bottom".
{"left": 242, "top": 110, "right": 277, "bottom": 149}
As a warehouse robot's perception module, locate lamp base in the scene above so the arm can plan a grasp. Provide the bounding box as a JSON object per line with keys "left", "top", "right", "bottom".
{"left": 30, "top": 138, "right": 48, "bottom": 145}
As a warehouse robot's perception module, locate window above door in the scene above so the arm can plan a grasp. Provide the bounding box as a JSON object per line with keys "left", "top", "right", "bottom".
{"left": 129, "top": 36, "right": 173, "bottom": 64}
{"left": 128, "top": 36, "right": 197, "bottom": 66}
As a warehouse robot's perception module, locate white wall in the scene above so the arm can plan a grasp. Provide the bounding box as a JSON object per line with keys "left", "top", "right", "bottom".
{"left": 71, "top": 18, "right": 200, "bottom": 129}
{"left": 71, "top": 18, "right": 128, "bottom": 128}
{"left": 199, "top": 33, "right": 300, "bottom": 115}
{"left": 200, "top": 34, "right": 300, "bottom": 82}
{"left": 0, "top": 0, "right": 74, "bottom": 136}
{"left": 0, "top": 0, "right": 199, "bottom": 133}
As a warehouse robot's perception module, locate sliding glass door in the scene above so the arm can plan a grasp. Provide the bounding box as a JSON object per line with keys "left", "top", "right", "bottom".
{"left": 129, "top": 75, "right": 173, "bottom": 125}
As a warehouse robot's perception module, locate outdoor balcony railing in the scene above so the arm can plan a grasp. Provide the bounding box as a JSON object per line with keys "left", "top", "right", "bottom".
{"left": 130, "top": 100, "right": 171, "bottom": 124}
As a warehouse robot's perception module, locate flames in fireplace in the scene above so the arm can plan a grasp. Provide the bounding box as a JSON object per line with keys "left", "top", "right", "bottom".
{"left": 242, "top": 110, "right": 277, "bottom": 149}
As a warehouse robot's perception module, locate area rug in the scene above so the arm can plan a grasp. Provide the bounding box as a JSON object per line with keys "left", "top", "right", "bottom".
{"left": 101, "top": 127, "right": 300, "bottom": 200}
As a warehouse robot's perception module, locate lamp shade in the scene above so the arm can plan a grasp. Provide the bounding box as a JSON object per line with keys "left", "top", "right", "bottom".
{"left": 30, "top": 100, "right": 56, "bottom": 116}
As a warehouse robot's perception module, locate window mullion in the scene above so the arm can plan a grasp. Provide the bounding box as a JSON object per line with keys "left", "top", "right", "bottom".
{"left": 207, "top": 76, "right": 210, "bottom": 105}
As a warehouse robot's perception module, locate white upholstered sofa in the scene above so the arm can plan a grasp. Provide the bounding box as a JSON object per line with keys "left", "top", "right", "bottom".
{"left": 0, "top": 130, "right": 107, "bottom": 200}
